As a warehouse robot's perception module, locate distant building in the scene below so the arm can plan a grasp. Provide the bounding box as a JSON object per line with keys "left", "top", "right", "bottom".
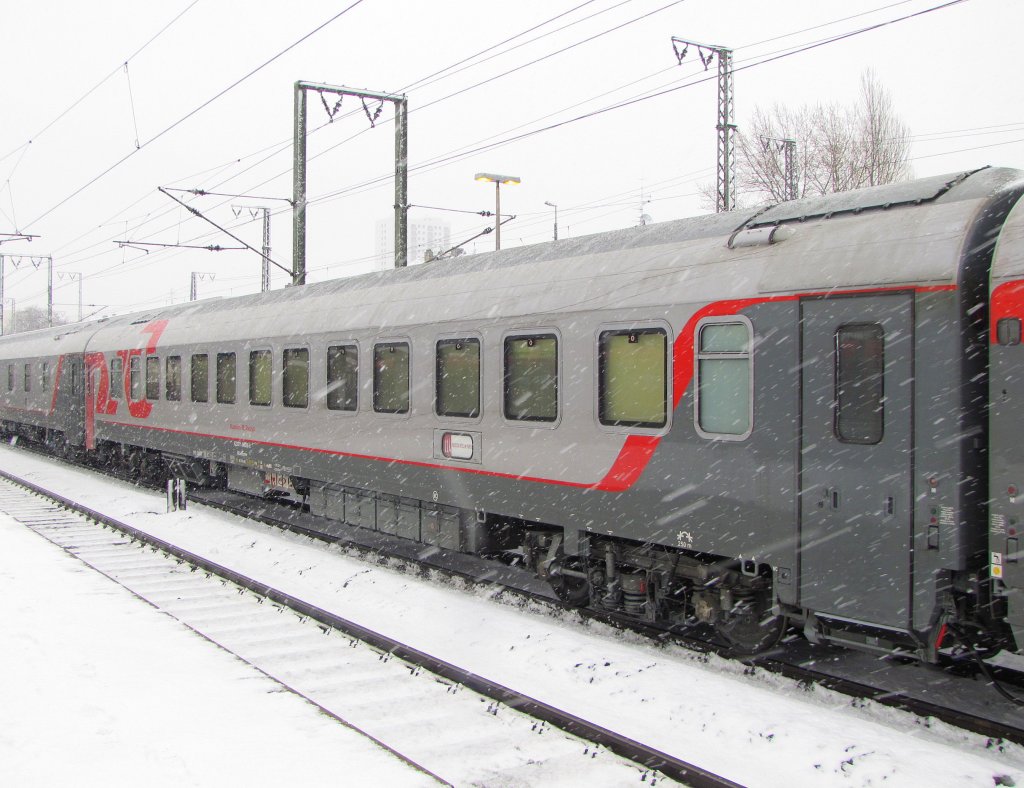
{"left": 375, "top": 216, "right": 451, "bottom": 267}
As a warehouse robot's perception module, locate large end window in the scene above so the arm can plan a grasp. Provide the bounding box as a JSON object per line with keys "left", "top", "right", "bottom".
{"left": 327, "top": 345, "right": 358, "bottom": 411}
{"left": 191, "top": 354, "right": 209, "bottom": 403}
{"left": 216, "top": 352, "right": 236, "bottom": 404}
{"left": 436, "top": 338, "right": 480, "bottom": 418}
{"left": 109, "top": 357, "right": 122, "bottom": 399}
{"left": 835, "top": 324, "right": 884, "bottom": 444}
{"left": 373, "top": 342, "right": 410, "bottom": 414}
{"left": 249, "top": 350, "right": 272, "bottom": 406}
{"left": 146, "top": 356, "right": 160, "bottom": 400}
{"left": 504, "top": 334, "right": 558, "bottom": 422}
{"left": 283, "top": 348, "right": 309, "bottom": 408}
{"left": 166, "top": 356, "right": 182, "bottom": 401}
{"left": 696, "top": 321, "right": 751, "bottom": 437}
{"left": 599, "top": 328, "right": 667, "bottom": 428}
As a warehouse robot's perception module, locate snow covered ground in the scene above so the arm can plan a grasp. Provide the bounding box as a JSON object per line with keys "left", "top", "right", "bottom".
{"left": 1, "top": 443, "right": 1023, "bottom": 787}
{"left": 0, "top": 501, "right": 436, "bottom": 786}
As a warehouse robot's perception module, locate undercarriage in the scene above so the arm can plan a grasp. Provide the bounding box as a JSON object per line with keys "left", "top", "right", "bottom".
{"left": 525, "top": 529, "right": 784, "bottom": 654}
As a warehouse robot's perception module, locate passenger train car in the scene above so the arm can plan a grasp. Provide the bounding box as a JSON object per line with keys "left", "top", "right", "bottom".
{"left": 3, "top": 166, "right": 1024, "bottom": 660}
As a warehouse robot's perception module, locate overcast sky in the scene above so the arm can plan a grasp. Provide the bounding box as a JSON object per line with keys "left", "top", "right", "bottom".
{"left": 0, "top": 0, "right": 1020, "bottom": 319}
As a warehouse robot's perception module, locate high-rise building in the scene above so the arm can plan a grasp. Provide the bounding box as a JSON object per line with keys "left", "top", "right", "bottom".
{"left": 375, "top": 216, "right": 451, "bottom": 268}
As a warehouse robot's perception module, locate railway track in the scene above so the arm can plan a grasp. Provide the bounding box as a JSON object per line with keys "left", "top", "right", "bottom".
{"left": 4, "top": 444, "right": 1024, "bottom": 781}
{"left": 189, "top": 485, "right": 1024, "bottom": 748}
{"left": 0, "top": 469, "right": 740, "bottom": 788}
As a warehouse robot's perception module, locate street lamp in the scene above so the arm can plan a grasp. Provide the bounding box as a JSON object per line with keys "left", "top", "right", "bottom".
{"left": 475, "top": 172, "right": 520, "bottom": 250}
{"left": 544, "top": 200, "right": 558, "bottom": 241}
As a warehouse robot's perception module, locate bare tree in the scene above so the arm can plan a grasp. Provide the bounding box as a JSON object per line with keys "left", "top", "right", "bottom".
{"left": 6, "top": 305, "right": 66, "bottom": 334}
{"left": 711, "top": 69, "right": 911, "bottom": 209}
{"left": 855, "top": 69, "right": 911, "bottom": 187}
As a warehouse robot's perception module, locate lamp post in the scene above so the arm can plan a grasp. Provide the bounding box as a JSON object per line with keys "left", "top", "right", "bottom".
{"left": 474, "top": 172, "right": 520, "bottom": 250}
{"left": 544, "top": 200, "right": 558, "bottom": 241}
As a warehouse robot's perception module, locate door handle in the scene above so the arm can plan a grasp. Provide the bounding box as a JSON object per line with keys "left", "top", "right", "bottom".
{"left": 817, "top": 487, "right": 841, "bottom": 510}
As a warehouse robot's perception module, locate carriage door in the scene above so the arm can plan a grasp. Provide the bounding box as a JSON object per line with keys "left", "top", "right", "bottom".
{"left": 64, "top": 356, "right": 86, "bottom": 447}
{"left": 799, "top": 294, "right": 913, "bottom": 630}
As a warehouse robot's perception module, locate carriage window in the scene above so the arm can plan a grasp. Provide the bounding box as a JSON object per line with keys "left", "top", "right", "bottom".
{"left": 249, "top": 350, "right": 272, "bottom": 406}
{"left": 696, "top": 321, "right": 751, "bottom": 437}
{"left": 7, "top": 364, "right": 13, "bottom": 392}
{"left": 835, "top": 324, "right": 884, "bottom": 445}
{"left": 146, "top": 356, "right": 160, "bottom": 400}
{"left": 283, "top": 348, "right": 309, "bottom": 408}
{"left": 41, "top": 361, "right": 50, "bottom": 390}
{"left": 71, "top": 361, "right": 80, "bottom": 395}
{"left": 23, "top": 363, "right": 30, "bottom": 393}
{"left": 436, "top": 338, "right": 480, "bottom": 418}
{"left": 191, "top": 354, "right": 209, "bottom": 403}
{"left": 166, "top": 356, "right": 182, "bottom": 401}
{"left": 599, "top": 328, "right": 667, "bottom": 428}
{"left": 504, "top": 334, "right": 558, "bottom": 422}
{"left": 216, "top": 352, "right": 236, "bottom": 404}
{"left": 109, "top": 358, "right": 122, "bottom": 399}
{"left": 327, "top": 345, "right": 358, "bottom": 411}
{"left": 129, "top": 356, "right": 143, "bottom": 400}
{"left": 374, "top": 342, "right": 410, "bottom": 414}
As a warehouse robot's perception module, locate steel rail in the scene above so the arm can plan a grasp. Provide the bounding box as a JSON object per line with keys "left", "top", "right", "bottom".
{"left": 0, "top": 466, "right": 741, "bottom": 788}
{"left": 0, "top": 480, "right": 452, "bottom": 786}
{"left": 11, "top": 441, "right": 1024, "bottom": 747}
{"left": 192, "top": 487, "right": 1024, "bottom": 747}
{"left": 765, "top": 659, "right": 1024, "bottom": 743}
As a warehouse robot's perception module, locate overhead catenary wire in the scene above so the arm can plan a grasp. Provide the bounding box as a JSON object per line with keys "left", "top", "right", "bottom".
{"left": 33, "top": 0, "right": 628, "bottom": 269}
{"left": 33, "top": 0, "right": 920, "bottom": 270}
{"left": 123, "top": 0, "right": 684, "bottom": 246}
{"left": 303, "top": 0, "right": 972, "bottom": 213}
{"left": 115, "top": 240, "right": 246, "bottom": 252}
{"left": 44, "top": 9, "right": 970, "bottom": 292}
{"left": 160, "top": 0, "right": 979, "bottom": 286}
{"left": 59, "top": 5, "right": 735, "bottom": 273}
{"left": 157, "top": 187, "right": 291, "bottom": 275}
{"left": 18, "top": 2, "right": 677, "bottom": 294}
{"left": 91, "top": 0, "right": 926, "bottom": 237}
{"left": 0, "top": 0, "right": 201, "bottom": 167}
{"left": 911, "top": 136, "right": 1024, "bottom": 161}
{"left": 399, "top": 0, "right": 608, "bottom": 93}
{"left": 223, "top": 0, "right": 973, "bottom": 214}
{"left": 21, "top": 0, "right": 368, "bottom": 231}
{"left": 8, "top": 0, "right": 985, "bottom": 307}
{"left": 123, "top": 63, "right": 142, "bottom": 150}
{"left": 408, "top": 204, "right": 495, "bottom": 216}
{"left": 68, "top": 171, "right": 705, "bottom": 297}
{"left": 203, "top": 0, "right": 948, "bottom": 219}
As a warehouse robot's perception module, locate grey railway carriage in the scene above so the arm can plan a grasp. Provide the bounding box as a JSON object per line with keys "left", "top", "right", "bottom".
{"left": 2, "top": 166, "right": 1024, "bottom": 660}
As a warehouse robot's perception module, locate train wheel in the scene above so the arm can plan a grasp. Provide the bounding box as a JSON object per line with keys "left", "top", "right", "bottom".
{"left": 547, "top": 557, "right": 591, "bottom": 607}
{"left": 715, "top": 599, "right": 786, "bottom": 655}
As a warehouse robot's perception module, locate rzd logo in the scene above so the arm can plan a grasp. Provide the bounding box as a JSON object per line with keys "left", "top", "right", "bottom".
{"left": 84, "top": 319, "right": 168, "bottom": 449}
